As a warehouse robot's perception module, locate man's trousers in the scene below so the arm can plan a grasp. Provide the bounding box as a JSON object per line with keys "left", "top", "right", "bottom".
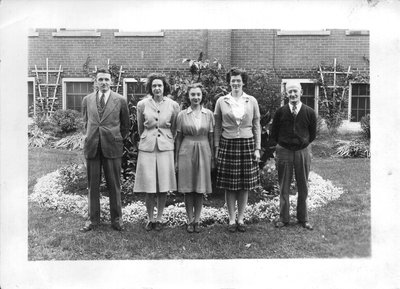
{"left": 275, "top": 144, "right": 311, "bottom": 223}
{"left": 86, "top": 146, "right": 122, "bottom": 225}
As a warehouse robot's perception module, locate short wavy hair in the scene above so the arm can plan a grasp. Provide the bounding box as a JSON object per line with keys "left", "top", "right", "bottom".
{"left": 96, "top": 68, "right": 111, "bottom": 76}
{"left": 226, "top": 67, "right": 248, "bottom": 87}
{"left": 145, "top": 73, "right": 171, "bottom": 96}
{"left": 184, "top": 83, "right": 208, "bottom": 105}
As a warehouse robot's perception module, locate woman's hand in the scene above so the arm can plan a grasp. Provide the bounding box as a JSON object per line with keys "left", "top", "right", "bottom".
{"left": 214, "top": 147, "right": 219, "bottom": 166}
{"left": 174, "top": 159, "right": 178, "bottom": 173}
{"left": 254, "top": 149, "right": 260, "bottom": 163}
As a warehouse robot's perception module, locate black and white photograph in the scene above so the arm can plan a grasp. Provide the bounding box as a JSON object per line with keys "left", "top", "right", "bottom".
{"left": 1, "top": 0, "right": 399, "bottom": 289}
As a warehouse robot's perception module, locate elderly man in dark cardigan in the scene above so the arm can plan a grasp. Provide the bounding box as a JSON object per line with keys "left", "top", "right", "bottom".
{"left": 270, "top": 80, "right": 317, "bottom": 230}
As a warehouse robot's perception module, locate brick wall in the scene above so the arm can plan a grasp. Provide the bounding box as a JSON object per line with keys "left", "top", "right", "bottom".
{"left": 29, "top": 28, "right": 369, "bottom": 77}
{"left": 274, "top": 29, "right": 369, "bottom": 70}
{"left": 28, "top": 28, "right": 369, "bottom": 113}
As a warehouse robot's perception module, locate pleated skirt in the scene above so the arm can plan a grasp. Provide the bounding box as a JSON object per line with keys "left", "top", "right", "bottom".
{"left": 133, "top": 145, "right": 177, "bottom": 193}
{"left": 177, "top": 135, "right": 212, "bottom": 194}
{"left": 216, "top": 136, "right": 260, "bottom": 191}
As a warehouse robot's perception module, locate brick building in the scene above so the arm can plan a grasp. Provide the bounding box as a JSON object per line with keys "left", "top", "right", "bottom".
{"left": 28, "top": 28, "right": 369, "bottom": 122}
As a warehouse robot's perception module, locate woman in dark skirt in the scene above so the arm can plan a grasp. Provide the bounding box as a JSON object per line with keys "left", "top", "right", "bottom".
{"left": 214, "top": 67, "right": 261, "bottom": 232}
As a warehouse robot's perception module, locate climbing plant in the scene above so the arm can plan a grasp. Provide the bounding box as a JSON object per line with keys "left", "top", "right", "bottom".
{"left": 316, "top": 59, "right": 352, "bottom": 135}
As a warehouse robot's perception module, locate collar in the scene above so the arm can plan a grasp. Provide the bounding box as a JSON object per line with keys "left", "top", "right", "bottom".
{"left": 98, "top": 90, "right": 111, "bottom": 98}
{"left": 223, "top": 92, "right": 250, "bottom": 102}
{"left": 289, "top": 101, "right": 302, "bottom": 111}
{"left": 150, "top": 96, "right": 167, "bottom": 104}
{"left": 187, "top": 106, "right": 206, "bottom": 114}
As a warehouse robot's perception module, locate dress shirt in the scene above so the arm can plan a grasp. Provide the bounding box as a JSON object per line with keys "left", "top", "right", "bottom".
{"left": 289, "top": 101, "right": 302, "bottom": 114}
{"left": 98, "top": 90, "right": 111, "bottom": 105}
{"left": 227, "top": 95, "right": 246, "bottom": 125}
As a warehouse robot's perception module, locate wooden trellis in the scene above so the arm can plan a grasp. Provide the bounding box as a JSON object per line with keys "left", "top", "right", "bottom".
{"left": 318, "top": 58, "right": 352, "bottom": 101}
{"left": 32, "top": 58, "right": 63, "bottom": 118}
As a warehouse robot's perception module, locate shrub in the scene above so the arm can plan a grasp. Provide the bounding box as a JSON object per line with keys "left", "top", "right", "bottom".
{"left": 360, "top": 114, "right": 370, "bottom": 139}
{"left": 33, "top": 114, "right": 60, "bottom": 137}
{"left": 53, "top": 132, "right": 85, "bottom": 150}
{"left": 28, "top": 125, "right": 51, "bottom": 148}
{"left": 316, "top": 115, "right": 325, "bottom": 136}
{"left": 259, "top": 161, "right": 279, "bottom": 196}
{"left": 50, "top": 109, "right": 83, "bottom": 134}
{"left": 245, "top": 69, "right": 281, "bottom": 116}
{"left": 58, "top": 164, "right": 87, "bottom": 194}
{"left": 336, "top": 138, "right": 370, "bottom": 158}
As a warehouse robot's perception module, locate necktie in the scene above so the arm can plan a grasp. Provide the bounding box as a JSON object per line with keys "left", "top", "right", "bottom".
{"left": 292, "top": 103, "right": 297, "bottom": 117}
{"left": 100, "top": 93, "right": 105, "bottom": 109}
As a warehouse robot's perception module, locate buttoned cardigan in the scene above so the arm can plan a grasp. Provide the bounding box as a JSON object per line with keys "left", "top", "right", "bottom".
{"left": 136, "top": 95, "right": 180, "bottom": 152}
{"left": 214, "top": 92, "right": 261, "bottom": 150}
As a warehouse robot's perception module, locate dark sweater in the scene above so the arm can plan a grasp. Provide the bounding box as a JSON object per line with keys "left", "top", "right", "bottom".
{"left": 270, "top": 103, "right": 317, "bottom": 151}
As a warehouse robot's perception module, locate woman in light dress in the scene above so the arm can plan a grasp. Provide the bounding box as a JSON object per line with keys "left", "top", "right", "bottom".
{"left": 134, "top": 73, "right": 180, "bottom": 231}
{"left": 175, "top": 83, "right": 215, "bottom": 233}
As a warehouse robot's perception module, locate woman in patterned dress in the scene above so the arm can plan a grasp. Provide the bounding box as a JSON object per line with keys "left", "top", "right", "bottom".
{"left": 214, "top": 68, "right": 261, "bottom": 233}
{"left": 134, "top": 73, "right": 180, "bottom": 231}
{"left": 175, "top": 83, "right": 215, "bottom": 233}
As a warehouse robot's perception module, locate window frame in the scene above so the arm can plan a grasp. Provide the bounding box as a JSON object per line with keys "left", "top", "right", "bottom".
{"left": 348, "top": 81, "right": 370, "bottom": 122}
{"left": 62, "top": 78, "right": 94, "bottom": 110}
{"left": 123, "top": 77, "right": 147, "bottom": 100}
{"left": 281, "top": 79, "right": 319, "bottom": 116}
{"left": 27, "top": 77, "right": 36, "bottom": 116}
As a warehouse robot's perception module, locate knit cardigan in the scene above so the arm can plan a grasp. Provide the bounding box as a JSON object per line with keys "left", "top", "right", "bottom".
{"left": 270, "top": 103, "right": 317, "bottom": 151}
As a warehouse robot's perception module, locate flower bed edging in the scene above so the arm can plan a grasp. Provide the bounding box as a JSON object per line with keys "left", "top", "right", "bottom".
{"left": 30, "top": 170, "right": 345, "bottom": 227}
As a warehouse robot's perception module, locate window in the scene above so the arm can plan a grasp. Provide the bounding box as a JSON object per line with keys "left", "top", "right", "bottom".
{"left": 281, "top": 79, "right": 319, "bottom": 115}
{"left": 300, "top": 83, "right": 316, "bottom": 110}
{"left": 62, "top": 78, "right": 94, "bottom": 112}
{"left": 123, "top": 78, "right": 147, "bottom": 105}
{"left": 349, "top": 83, "right": 370, "bottom": 122}
{"left": 28, "top": 77, "right": 35, "bottom": 117}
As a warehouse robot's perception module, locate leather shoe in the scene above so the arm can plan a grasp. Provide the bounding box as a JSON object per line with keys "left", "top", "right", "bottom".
{"left": 79, "top": 223, "right": 96, "bottom": 232}
{"left": 111, "top": 223, "right": 125, "bottom": 231}
{"left": 228, "top": 223, "right": 237, "bottom": 233}
{"left": 237, "top": 222, "right": 246, "bottom": 232}
{"left": 193, "top": 222, "right": 200, "bottom": 233}
{"left": 274, "top": 221, "right": 289, "bottom": 228}
{"left": 300, "top": 221, "right": 313, "bottom": 230}
{"left": 154, "top": 221, "right": 163, "bottom": 231}
{"left": 145, "top": 221, "right": 154, "bottom": 231}
{"left": 186, "top": 222, "right": 194, "bottom": 233}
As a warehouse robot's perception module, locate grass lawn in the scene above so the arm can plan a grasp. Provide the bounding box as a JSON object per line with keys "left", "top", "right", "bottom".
{"left": 28, "top": 134, "right": 370, "bottom": 260}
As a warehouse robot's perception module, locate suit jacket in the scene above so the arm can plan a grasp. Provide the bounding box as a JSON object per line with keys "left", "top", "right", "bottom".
{"left": 136, "top": 96, "right": 180, "bottom": 152}
{"left": 82, "top": 90, "right": 130, "bottom": 159}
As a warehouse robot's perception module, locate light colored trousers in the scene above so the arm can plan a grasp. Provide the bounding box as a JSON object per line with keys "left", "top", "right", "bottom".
{"left": 275, "top": 144, "right": 311, "bottom": 223}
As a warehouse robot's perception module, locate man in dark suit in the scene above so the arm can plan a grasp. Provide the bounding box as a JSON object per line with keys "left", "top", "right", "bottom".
{"left": 80, "top": 68, "right": 130, "bottom": 232}
{"left": 270, "top": 80, "right": 317, "bottom": 230}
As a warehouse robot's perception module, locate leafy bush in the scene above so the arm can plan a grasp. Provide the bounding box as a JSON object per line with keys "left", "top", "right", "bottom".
{"left": 316, "top": 115, "right": 325, "bottom": 136}
{"left": 33, "top": 114, "right": 60, "bottom": 137}
{"left": 360, "top": 114, "right": 370, "bottom": 139}
{"left": 245, "top": 69, "right": 281, "bottom": 116}
{"left": 50, "top": 109, "right": 83, "bottom": 134}
{"left": 58, "top": 164, "right": 87, "bottom": 194}
{"left": 28, "top": 125, "right": 51, "bottom": 148}
{"left": 259, "top": 162, "right": 279, "bottom": 196}
{"left": 336, "top": 138, "right": 370, "bottom": 158}
{"left": 53, "top": 132, "right": 85, "bottom": 150}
